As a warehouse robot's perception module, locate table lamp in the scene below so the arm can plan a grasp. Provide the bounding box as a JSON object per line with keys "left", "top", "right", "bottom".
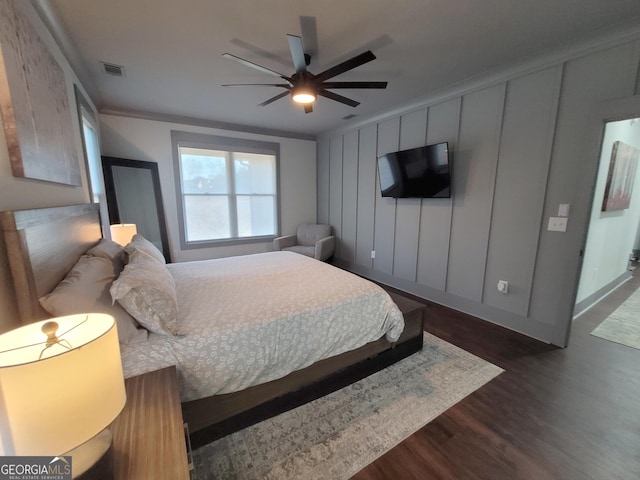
{"left": 0, "top": 313, "right": 126, "bottom": 478}
{"left": 110, "top": 223, "right": 137, "bottom": 246}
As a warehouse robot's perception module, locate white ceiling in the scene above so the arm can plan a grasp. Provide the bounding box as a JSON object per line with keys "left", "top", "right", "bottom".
{"left": 49, "top": 0, "right": 640, "bottom": 137}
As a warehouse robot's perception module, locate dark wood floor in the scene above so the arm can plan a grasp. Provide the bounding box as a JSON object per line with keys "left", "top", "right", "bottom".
{"left": 353, "top": 275, "right": 640, "bottom": 479}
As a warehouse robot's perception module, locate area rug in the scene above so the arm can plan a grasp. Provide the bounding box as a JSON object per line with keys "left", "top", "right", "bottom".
{"left": 191, "top": 332, "right": 503, "bottom": 480}
{"left": 591, "top": 286, "right": 640, "bottom": 350}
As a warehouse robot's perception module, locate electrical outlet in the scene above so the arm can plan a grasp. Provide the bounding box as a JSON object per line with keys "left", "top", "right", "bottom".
{"left": 497, "top": 280, "right": 509, "bottom": 293}
{"left": 371, "top": 250, "right": 376, "bottom": 259}
{"left": 548, "top": 216, "right": 568, "bottom": 232}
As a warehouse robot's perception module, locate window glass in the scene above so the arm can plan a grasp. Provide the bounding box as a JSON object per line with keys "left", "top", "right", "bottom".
{"left": 82, "top": 117, "right": 102, "bottom": 203}
{"left": 173, "top": 132, "right": 279, "bottom": 247}
{"left": 75, "top": 87, "right": 110, "bottom": 237}
{"left": 236, "top": 195, "right": 275, "bottom": 237}
{"left": 184, "top": 195, "right": 231, "bottom": 241}
{"left": 234, "top": 153, "right": 276, "bottom": 194}
{"left": 179, "top": 148, "right": 229, "bottom": 194}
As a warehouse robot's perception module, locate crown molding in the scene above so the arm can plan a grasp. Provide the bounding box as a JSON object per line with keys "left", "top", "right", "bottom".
{"left": 318, "top": 17, "right": 640, "bottom": 141}
{"left": 99, "top": 108, "right": 317, "bottom": 142}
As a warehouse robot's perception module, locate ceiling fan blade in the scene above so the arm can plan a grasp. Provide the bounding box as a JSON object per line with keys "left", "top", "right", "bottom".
{"left": 321, "top": 81, "right": 388, "bottom": 89}
{"left": 299, "top": 16, "right": 318, "bottom": 60}
{"left": 318, "top": 90, "right": 360, "bottom": 107}
{"left": 315, "top": 51, "right": 376, "bottom": 82}
{"left": 287, "top": 34, "right": 307, "bottom": 72}
{"left": 222, "top": 53, "right": 291, "bottom": 81}
{"left": 222, "top": 83, "right": 291, "bottom": 88}
{"left": 304, "top": 104, "right": 313, "bottom": 114}
{"left": 258, "top": 91, "right": 290, "bottom": 107}
{"left": 229, "top": 38, "right": 290, "bottom": 68}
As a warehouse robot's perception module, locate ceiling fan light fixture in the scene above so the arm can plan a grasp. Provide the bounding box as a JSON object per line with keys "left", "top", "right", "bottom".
{"left": 291, "top": 86, "right": 316, "bottom": 104}
{"left": 222, "top": 34, "right": 385, "bottom": 111}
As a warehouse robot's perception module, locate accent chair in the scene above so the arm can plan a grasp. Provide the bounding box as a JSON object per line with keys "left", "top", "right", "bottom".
{"left": 273, "top": 223, "right": 335, "bottom": 261}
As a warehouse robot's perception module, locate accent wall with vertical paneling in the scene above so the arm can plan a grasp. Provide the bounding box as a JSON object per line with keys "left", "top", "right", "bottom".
{"left": 319, "top": 36, "right": 640, "bottom": 346}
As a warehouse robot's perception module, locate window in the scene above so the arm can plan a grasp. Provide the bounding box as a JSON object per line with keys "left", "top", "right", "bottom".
{"left": 75, "top": 86, "right": 110, "bottom": 235}
{"left": 81, "top": 117, "right": 102, "bottom": 203}
{"left": 172, "top": 131, "right": 280, "bottom": 248}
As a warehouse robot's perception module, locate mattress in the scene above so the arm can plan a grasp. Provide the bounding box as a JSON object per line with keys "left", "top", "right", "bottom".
{"left": 119, "top": 251, "right": 404, "bottom": 401}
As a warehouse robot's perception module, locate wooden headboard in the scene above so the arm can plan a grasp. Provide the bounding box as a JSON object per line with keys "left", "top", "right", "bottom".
{"left": 0, "top": 204, "right": 102, "bottom": 324}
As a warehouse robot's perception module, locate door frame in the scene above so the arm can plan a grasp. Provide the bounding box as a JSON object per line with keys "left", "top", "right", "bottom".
{"left": 564, "top": 94, "right": 640, "bottom": 345}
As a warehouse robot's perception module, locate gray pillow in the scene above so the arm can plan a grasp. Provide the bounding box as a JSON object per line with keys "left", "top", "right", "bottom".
{"left": 39, "top": 255, "right": 148, "bottom": 345}
{"left": 110, "top": 249, "right": 180, "bottom": 335}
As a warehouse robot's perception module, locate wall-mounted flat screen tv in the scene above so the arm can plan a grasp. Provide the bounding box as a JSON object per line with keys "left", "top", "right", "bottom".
{"left": 377, "top": 142, "right": 451, "bottom": 198}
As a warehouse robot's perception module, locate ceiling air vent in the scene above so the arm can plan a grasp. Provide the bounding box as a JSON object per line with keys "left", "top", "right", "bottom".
{"left": 342, "top": 114, "right": 358, "bottom": 120}
{"left": 100, "top": 62, "right": 125, "bottom": 77}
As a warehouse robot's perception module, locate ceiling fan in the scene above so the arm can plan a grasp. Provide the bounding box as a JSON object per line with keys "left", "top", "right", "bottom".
{"left": 222, "top": 34, "right": 387, "bottom": 113}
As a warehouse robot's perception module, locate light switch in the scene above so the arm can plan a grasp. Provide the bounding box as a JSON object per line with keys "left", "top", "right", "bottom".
{"left": 548, "top": 217, "right": 568, "bottom": 232}
{"left": 558, "top": 203, "right": 570, "bottom": 217}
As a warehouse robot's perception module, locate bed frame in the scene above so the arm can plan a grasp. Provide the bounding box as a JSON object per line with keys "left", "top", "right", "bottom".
{"left": 0, "top": 204, "right": 425, "bottom": 448}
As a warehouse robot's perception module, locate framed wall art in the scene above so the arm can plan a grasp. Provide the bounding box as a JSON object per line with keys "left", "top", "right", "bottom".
{"left": 601, "top": 140, "right": 640, "bottom": 212}
{"left": 0, "top": 0, "right": 81, "bottom": 186}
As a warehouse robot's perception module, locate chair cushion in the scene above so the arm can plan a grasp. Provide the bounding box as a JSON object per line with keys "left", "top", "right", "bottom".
{"left": 283, "top": 245, "right": 315, "bottom": 257}
{"left": 296, "top": 224, "right": 331, "bottom": 246}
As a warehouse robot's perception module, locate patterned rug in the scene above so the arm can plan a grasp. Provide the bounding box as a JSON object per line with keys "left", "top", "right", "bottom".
{"left": 591, "top": 286, "right": 640, "bottom": 350}
{"left": 192, "top": 332, "right": 503, "bottom": 479}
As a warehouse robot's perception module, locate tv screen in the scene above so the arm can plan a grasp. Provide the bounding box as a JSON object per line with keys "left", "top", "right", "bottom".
{"left": 377, "top": 142, "right": 451, "bottom": 198}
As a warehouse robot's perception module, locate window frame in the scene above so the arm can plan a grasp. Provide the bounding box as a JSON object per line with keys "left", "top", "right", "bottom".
{"left": 171, "top": 130, "right": 281, "bottom": 249}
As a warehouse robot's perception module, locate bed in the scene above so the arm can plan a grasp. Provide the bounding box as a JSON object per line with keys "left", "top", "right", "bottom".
{"left": 0, "top": 203, "right": 424, "bottom": 448}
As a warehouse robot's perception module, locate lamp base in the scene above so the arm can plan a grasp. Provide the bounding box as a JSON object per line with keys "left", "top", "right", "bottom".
{"left": 68, "top": 428, "right": 114, "bottom": 479}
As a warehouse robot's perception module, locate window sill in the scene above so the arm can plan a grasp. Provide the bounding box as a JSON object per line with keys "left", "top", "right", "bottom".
{"left": 180, "top": 235, "right": 276, "bottom": 250}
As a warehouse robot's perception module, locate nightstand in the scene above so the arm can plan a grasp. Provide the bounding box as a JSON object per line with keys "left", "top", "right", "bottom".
{"left": 111, "top": 366, "right": 191, "bottom": 479}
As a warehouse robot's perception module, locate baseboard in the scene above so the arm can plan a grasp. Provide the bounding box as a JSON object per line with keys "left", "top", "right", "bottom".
{"left": 573, "top": 271, "right": 633, "bottom": 318}
{"left": 333, "top": 258, "right": 558, "bottom": 345}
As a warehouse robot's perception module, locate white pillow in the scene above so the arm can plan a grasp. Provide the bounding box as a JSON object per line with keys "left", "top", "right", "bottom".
{"left": 39, "top": 255, "right": 148, "bottom": 345}
{"left": 86, "top": 238, "right": 126, "bottom": 273}
{"left": 110, "top": 249, "right": 180, "bottom": 335}
{"left": 124, "top": 234, "right": 166, "bottom": 264}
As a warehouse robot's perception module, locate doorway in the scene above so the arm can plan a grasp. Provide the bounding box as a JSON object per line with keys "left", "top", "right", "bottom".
{"left": 574, "top": 117, "right": 640, "bottom": 317}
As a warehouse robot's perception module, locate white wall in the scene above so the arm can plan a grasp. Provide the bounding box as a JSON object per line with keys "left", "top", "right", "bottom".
{"left": 99, "top": 114, "right": 317, "bottom": 262}
{"left": 0, "top": 1, "right": 94, "bottom": 332}
{"left": 318, "top": 34, "right": 640, "bottom": 346}
{"left": 576, "top": 118, "right": 640, "bottom": 304}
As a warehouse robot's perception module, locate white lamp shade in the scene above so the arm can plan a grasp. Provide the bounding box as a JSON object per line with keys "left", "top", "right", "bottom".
{"left": 0, "top": 313, "right": 126, "bottom": 456}
{"left": 110, "top": 223, "right": 137, "bottom": 246}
